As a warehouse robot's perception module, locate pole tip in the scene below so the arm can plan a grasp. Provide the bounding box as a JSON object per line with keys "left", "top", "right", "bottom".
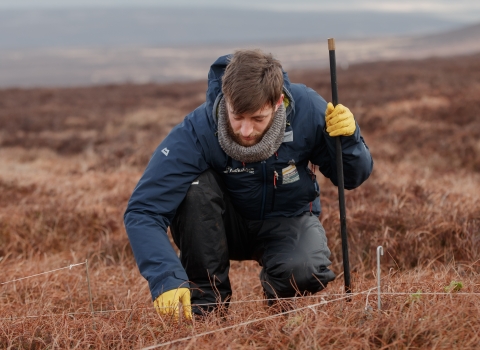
{"left": 328, "top": 38, "right": 335, "bottom": 51}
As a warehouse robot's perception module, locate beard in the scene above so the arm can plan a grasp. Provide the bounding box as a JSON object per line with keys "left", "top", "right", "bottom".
{"left": 226, "top": 111, "right": 276, "bottom": 147}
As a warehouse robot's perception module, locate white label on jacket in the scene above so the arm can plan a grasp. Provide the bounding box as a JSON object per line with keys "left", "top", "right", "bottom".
{"left": 282, "top": 164, "right": 300, "bottom": 184}
{"left": 223, "top": 166, "right": 255, "bottom": 174}
{"left": 161, "top": 148, "right": 169, "bottom": 156}
{"left": 283, "top": 130, "right": 293, "bottom": 143}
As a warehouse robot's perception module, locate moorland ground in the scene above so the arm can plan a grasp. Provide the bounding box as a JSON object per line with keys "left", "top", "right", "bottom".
{"left": 1, "top": 53, "right": 479, "bottom": 349}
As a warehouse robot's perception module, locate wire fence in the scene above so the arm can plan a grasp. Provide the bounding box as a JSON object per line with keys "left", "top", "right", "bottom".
{"left": 2, "top": 288, "right": 479, "bottom": 322}
{"left": 1, "top": 259, "right": 95, "bottom": 317}
{"left": 1, "top": 258, "right": 479, "bottom": 349}
{"left": 0, "top": 262, "right": 86, "bottom": 285}
{"left": 141, "top": 291, "right": 370, "bottom": 350}
{"left": 1, "top": 259, "right": 479, "bottom": 317}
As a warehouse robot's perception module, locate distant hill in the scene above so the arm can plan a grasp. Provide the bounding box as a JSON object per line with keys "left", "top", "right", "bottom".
{"left": 258, "top": 21, "right": 480, "bottom": 72}
{"left": 410, "top": 22, "right": 480, "bottom": 52}
{"left": 0, "top": 7, "right": 463, "bottom": 50}
{"left": 0, "top": 16, "right": 479, "bottom": 87}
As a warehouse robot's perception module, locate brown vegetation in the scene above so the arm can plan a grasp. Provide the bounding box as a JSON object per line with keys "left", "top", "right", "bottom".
{"left": 1, "top": 53, "right": 479, "bottom": 349}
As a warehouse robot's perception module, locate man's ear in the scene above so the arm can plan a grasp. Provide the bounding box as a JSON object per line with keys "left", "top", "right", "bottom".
{"left": 275, "top": 94, "right": 285, "bottom": 111}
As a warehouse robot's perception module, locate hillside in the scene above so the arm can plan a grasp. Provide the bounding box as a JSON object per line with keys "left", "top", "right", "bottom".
{"left": 1, "top": 20, "right": 480, "bottom": 88}
{"left": 0, "top": 53, "right": 479, "bottom": 348}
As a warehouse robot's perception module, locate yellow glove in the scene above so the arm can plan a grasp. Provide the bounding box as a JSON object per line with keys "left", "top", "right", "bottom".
{"left": 154, "top": 288, "right": 192, "bottom": 321}
{"left": 325, "top": 102, "right": 356, "bottom": 137}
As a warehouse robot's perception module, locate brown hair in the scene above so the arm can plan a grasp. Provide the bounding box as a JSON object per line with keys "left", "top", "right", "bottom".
{"left": 222, "top": 49, "right": 284, "bottom": 115}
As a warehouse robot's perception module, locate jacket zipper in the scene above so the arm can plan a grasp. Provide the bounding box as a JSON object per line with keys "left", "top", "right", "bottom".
{"left": 271, "top": 152, "right": 279, "bottom": 212}
{"left": 272, "top": 170, "right": 278, "bottom": 211}
{"left": 260, "top": 161, "right": 267, "bottom": 219}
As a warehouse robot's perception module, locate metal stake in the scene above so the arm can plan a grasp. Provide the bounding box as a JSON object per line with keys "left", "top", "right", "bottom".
{"left": 377, "top": 246, "right": 383, "bottom": 310}
{"left": 85, "top": 259, "right": 94, "bottom": 313}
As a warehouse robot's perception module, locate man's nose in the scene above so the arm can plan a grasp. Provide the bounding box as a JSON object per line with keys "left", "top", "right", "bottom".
{"left": 240, "top": 121, "right": 253, "bottom": 136}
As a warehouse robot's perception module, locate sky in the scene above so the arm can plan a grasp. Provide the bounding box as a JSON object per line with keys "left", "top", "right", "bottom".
{"left": 0, "top": 0, "right": 479, "bottom": 22}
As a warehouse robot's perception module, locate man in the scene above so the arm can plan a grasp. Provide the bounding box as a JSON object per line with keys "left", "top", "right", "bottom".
{"left": 124, "top": 49, "right": 373, "bottom": 320}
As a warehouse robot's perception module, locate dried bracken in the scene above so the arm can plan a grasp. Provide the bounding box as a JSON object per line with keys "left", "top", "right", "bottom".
{"left": 1, "top": 53, "right": 479, "bottom": 349}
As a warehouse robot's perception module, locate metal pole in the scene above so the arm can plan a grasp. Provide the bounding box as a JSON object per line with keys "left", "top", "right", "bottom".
{"left": 328, "top": 38, "right": 352, "bottom": 296}
{"left": 377, "top": 246, "right": 384, "bottom": 310}
{"left": 85, "top": 259, "right": 94, "bottom": 314}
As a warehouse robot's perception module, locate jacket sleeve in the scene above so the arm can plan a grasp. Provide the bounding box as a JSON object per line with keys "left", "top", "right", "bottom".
{"left": 307, "top": 88, "right": 373, "bottom": 189}
{"left": 124, "top": 117, "right": 209, "bottom": 301}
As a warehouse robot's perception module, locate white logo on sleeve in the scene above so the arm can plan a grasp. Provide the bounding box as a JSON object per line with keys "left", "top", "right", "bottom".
{"left": 161, "top": 148, "right": 170, "bottom": 156}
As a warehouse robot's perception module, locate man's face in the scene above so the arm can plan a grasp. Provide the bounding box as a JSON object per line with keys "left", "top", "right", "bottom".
{"left": 226, "top": 94, "right": 284, "bottom": 147}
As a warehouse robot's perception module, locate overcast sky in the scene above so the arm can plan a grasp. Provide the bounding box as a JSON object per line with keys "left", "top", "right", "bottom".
{"left": 0, "top": 0, "right": 479, "bottom": 22}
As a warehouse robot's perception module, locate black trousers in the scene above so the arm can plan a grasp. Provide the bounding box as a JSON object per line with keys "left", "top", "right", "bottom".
{"left": 171, "top": 169, "right": 336, "bottom": 314}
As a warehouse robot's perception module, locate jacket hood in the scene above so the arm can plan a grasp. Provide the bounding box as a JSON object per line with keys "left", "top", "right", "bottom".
{"left": 205, "top": 54, "right": 295, "bottom": 124}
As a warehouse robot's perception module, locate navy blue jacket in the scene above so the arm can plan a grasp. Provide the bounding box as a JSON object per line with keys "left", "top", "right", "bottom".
{"left": 124, "top": 55, "right": 373, "bottom": 300}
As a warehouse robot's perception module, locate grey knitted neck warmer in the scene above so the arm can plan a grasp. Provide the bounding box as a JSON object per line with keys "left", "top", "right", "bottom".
{"left": 217, "top": 97, "right": 286, "bottom": 163}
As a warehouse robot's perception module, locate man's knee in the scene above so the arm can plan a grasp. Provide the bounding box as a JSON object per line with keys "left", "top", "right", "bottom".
{"left": 183, "top": 169, "right": 223, "bottom": 200}
{"left": 174, "top": 169, "right": 227, "bottom": 224}
{"left": 262, "top": 254, "right": 336, "bottom": 297}
{"left": 171, "top": 169, "right": 225, "bottom": 245}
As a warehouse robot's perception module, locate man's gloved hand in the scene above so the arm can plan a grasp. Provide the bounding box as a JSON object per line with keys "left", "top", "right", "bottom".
{"left": 154, "top": 288, "right": 192, "bottom": 320}
{"left": 325, "top": 102, "right": 356, "bottom": 137}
